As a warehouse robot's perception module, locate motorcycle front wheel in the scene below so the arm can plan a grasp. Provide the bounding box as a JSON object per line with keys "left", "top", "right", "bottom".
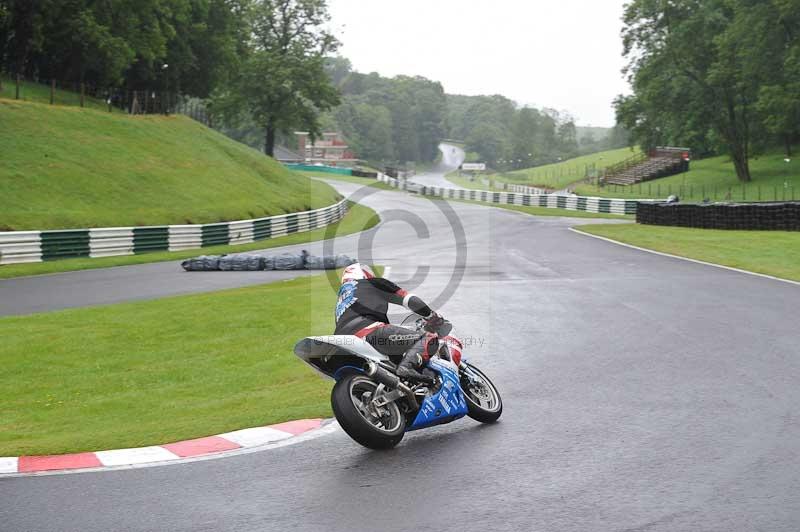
{"left": 331, "top": 373, "right": 406, "bottom": 450}
{"left": 460, "top": 362, "right": 503, "bottom": 423}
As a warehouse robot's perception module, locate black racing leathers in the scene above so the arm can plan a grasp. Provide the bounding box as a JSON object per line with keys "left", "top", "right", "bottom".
{"left": 334, "top": 277, "right": 436, "bottom": 382}
{"left": 334, "top": 277, "right": 432, "bottom": 335}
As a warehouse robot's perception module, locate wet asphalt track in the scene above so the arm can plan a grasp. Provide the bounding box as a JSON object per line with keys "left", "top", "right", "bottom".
{"left": 2, "top": 157, "right": 800, "bottom": 531}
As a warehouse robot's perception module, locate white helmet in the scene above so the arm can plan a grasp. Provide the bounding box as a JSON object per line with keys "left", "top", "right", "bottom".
{"left": 341, "top": 263, "right": 375, "bottom": 284}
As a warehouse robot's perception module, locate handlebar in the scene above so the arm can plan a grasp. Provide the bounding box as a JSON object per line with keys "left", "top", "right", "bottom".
{"left": 399, "top": 313, "right": 453, "bottom": 337}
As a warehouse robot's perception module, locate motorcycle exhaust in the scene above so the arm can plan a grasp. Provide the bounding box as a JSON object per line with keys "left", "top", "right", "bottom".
{"left": 365, "top": 361, "right": 418, "bottom": 410}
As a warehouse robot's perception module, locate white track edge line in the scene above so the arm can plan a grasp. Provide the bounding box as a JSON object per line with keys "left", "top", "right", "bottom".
{"left": 568, "top": 227, "right": 800, "bottom": 287}
{"left": 0, "top": 421, "right": 340, "bottom": 479}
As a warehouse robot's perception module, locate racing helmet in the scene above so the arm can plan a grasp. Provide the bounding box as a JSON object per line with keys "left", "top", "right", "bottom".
{"left": 341, "top": 263, "right": 375, "bottom": 284}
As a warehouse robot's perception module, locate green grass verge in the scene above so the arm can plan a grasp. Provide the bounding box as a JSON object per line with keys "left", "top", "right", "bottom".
{"left": 427, "top": 196, "right": 632, "bottom": 220}
{"left": 493, "top": 147, "right": 640, "bottom": 190}
{"left": 444, "top": 173, "right": 502, "bottom": 191}
{"left": 0, "top": 202, "right": 379, "bottom": 279}
{"left": 0, "top": 76, "right": 122, "bottom": 112}
{"left": 575, "top": 147, "right": 800, "bottom": 202}
{"left": 0, "top": 98, "right": 340, "bottom": 230}
{"left": 0, "top": 269, "right": 368, "bottom": 456}
{"left": 575, "top": 224, "right": 800, "bottom": 281}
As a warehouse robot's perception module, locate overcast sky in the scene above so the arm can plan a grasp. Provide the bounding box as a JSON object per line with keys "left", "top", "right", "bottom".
{"left": 327, "top": 0, "right": 630, "bottom": 127}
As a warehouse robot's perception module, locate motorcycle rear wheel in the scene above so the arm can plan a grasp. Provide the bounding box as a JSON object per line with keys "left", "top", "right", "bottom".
{"left": 331, "top": 373, "right": 406, "bottom": 450}
{"left": 460, "top": 362, "right": 503, "bottom": 423}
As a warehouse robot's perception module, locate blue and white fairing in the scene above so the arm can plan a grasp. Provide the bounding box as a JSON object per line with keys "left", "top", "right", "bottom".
{"left": 408, "top": 356, "right": 468, "bottom": 430}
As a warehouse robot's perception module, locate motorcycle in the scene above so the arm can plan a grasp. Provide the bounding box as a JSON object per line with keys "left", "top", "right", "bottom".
{"left": 293, "top": 315, "right": 502, "bottom": 449}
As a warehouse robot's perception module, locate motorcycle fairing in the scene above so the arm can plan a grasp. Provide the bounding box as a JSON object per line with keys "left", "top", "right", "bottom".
{"left": 293, "top": 336, "right": 390, "bottom": 379}
{"left": 408, "top": 357, "right": 468, "bottom": 430}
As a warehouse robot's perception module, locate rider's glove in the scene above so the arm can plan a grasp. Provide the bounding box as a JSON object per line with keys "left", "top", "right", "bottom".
{"left": 425, "top": 312, "right": 444, "bottom": 329}
{"left": 425, "top": 312, "right": 445, "bottom": 331}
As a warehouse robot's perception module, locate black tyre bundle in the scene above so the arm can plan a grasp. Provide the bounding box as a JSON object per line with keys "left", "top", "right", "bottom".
{"left": 182, "top": 250, "right": 356, "bottom": 272}
{"left": 351, "top": 169, "right": 378, "bottom": 178}
{"left": 636, "top": 201, "right": 800, "bottom": 230}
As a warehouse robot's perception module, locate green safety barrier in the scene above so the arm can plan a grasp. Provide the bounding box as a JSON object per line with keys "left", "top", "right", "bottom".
{"left": 284, "top": 164, "right": 353, "bottom": 176}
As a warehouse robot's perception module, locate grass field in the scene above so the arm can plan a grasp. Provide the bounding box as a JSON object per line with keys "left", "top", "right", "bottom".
{"left": 0, "top": 269, "right": 368, "bottom": 456}
{"left": 575, "top": 224, "right": 800, "bottom": 282}
{"left": 0, "top": 202, "right": 379, "bottom": 280}
{"left": 444, "top": 173, "right": 504, "bottom": 191}
{"left": 492, "top": 147, "right": 640, "bottom": 190}
{"left": 575, "top": 147, "right": 800, "bottom": 202}
{"left": 0, "top": 98, "right": 340, "bottom": 230}
{"left": 0, "top": 75, "right": 122, "bottom": 113}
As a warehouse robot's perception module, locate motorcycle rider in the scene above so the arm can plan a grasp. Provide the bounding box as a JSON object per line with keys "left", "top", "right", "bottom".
{"left": 334, "top": 263, "right": 444, "bottom": 384}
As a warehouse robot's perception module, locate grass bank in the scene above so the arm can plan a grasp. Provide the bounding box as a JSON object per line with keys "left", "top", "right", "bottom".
{"left": 444, "top": 173, "right": 503, "bottom": 191}
{"left": 493, "top": 147, "right": 639, "bottom": 190}
{"left": 0, "top": 202, "right": 379, "bottom": 280}
{"left": 0, "top": 269, "right": 369, "bottom": 456}
{"left": 575, "top": 147, "right": 800, "bottom": 202}
{"left": 0, "top": 98, "right": 340, "bottom": 230}
{"left": 575, "top": 224, "right": 800, "bottom": 282}
{"left": 0, "top": 76, "right": 121, "bottom": 112}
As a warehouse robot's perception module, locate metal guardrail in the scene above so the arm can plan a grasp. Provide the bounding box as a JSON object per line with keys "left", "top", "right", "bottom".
{"left": 504, "top": 183, "right": 549, "bottom": 195}
{"left": 0, "top": 200, "right": 348, "bottom": 265}
{"left": 376, "top": 174, "right": 645, "bottom": 215}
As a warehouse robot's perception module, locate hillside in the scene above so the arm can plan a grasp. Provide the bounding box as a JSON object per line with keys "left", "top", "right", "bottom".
{"left": 0, "top": 98, "right": 340, "bottom": 231}
{"left": 575, "top": 148, "right": 800, "bottom": 202}
{"left": 493, "top": 147, "right": 639, "bottom": 190}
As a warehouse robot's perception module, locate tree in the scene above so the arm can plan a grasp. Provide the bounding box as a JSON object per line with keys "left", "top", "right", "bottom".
{"left": 616, "top": 0, "right": 800, "bottom": 182}
{"left": 619, "top": 2, "right": 726, "bottom": 177}
{"left": 215, "top": 0, "right": 340, "bottom": 157}
{"left": 745, "top": 0, "right": 800, "bottom": 156}
{"left": 556, "top": 119, "right": 578, "bottom": 158}
{"left": 511, "top": 107, "right": 540, "bottom": 168}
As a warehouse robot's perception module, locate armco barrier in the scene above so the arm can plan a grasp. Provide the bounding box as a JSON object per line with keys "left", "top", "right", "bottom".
{"left": 0, "top": 200, "right": 348, "bottom": 265}
{"left": 637, "top": 201, "right": 800, "bottom": 230}
{"left": 376, "top": 174, "right": 643, "bottom": 216}
{"left": 504, "top": 183, "right": 549, "bottom": 195}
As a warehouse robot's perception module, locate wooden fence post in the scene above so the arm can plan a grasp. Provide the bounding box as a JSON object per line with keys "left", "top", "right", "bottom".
{"left": 50, "top": 79, "right": 55, "bottom": 105}
{"left": 80, "top": 83, "right": 85, "bottom": 107}
{"left": 15, "top": 73, "right": 20, "bottom": 99}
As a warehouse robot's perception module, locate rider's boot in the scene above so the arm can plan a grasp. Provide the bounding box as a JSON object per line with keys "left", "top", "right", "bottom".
{"left": 396, "top": 349, "right": 434, "bottom": 385}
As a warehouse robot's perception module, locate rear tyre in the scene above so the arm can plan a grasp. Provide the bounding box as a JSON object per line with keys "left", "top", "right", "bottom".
{"left": 460, "top": 362, "right": 503, "bottom": 423}
{"left": 331, "top": 373, "right": 406, "bottom": 450}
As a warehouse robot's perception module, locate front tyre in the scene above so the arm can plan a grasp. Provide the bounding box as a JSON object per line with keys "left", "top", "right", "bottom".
{"left": 331, "top": 373, "right": 406, "bottom": 450}
{"left": 460, "top": 362, "right": 503, "bottom": 423}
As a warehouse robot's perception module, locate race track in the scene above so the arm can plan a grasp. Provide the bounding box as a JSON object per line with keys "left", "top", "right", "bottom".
{"left": 409, "top": 142, "right": 465, "bottom": 188}
{"left": 2, "top": 173, "right": 799, "bottom": 531}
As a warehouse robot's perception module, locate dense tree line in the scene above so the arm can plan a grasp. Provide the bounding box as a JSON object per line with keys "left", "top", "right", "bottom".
{"left": 320, "top": 58, "right": 626, "bottom": 169}
{"left": 0, "top": 0, "right": 339, "bottom": 156}
{"left": 0, "top": 0, "right": 248, "bottom": 97}
{"left": 1, "top": 0, "right": 629, "bottom": 168}
{"left": 447, "top": 94, "right": 581, "bottom": 170}
{"left": 320, "top": 57, "right": 447, "bottom": 165}
{"left": 616, "top": 0, "right": 800, "bottom": 182}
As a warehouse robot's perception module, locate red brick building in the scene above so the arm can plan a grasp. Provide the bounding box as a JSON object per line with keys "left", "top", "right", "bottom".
{"left": 295, "top": 132, "right": 357, "bottom": 166}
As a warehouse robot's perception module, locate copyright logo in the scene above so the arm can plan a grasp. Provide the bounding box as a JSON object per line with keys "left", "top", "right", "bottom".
{"left": 323, "top": 181, "right": 467, "bottom": 310}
